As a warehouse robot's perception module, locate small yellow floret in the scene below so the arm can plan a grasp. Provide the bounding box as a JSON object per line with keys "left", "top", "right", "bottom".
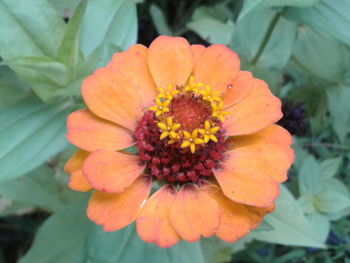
{"left": 157, "top": 117, "right": 181, "bottom": 140}
{"left": 149, "top": 97, "right": 171, "bottom": 117}
{"left": 181, "top": 129, "right": 204, "bottom": 153}
{"left": 198, "top": 121, "right": 219, "bottom": 143}
{"left": 157, "top": 84, "right": 179, "bottom": 100}
{"left": 184, "top": 76, "right": 203, "bottom": 93}
{"left": 200, "top": 85, "right": 221, "bottom": 103}
{"left": 212, "top": 101, "right": 228, "bottom": 122}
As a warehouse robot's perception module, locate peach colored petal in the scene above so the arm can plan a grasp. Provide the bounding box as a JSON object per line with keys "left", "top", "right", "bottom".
{"left": 82, "top": 67, "right": 144, "bottom": 131}
{"left": 193, "top": 44, "right": 240, "bottom": 94}
{"left": 224, "top": 78, "right": 282, "bottom": 136}
{"left": 224, "top": 125, "right": 294, "bottom": 183}
{"left": 147, "top": 36, "right": 193, "bottom": 89}
{"left": 87, "top": 176, "right": 152, "bottom": 231}
{"left": 210, "top": 188, "right": 273, "bottom": 242}
{"left": 214, "top": 150, "right": 279, "bottom": 207}
{"left": 190, "top": 44, "right": 205, "bottom": 66}
{"left": 66, "top": 109, "right": 134, "bottom": 152}
{"left": 169, "top": 184, "right": 220, "bottom": 242}
{"left": 64, "top": 150, "right": 92, "bottom": 192}
{"left": 83, "top": 150, "right": 145, "bottom": 193}
{"left": 108, "top": 44, "right": 157, "bottom": 108}
{"left": 222, "top": 71, "right": 254, "bottom": 109}
{"left": 136, "top": 185, "right": 180, "bottom": 248}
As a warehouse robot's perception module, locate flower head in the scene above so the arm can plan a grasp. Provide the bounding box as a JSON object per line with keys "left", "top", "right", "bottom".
{"left": 65, "top": 36, "right": 294, "bottom": 248}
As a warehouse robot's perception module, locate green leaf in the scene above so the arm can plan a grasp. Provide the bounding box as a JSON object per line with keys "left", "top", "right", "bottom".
{"left": 19, "top": 199, "right": 92, "bottom": 263}
{"left": 306, "top": 213, "right": 330, "bottom": 242}
{"left": 292, "top": 26, "right": 348, "bottom": 83}
{"left": 297, "top": 194, "right": 317, "bottom": 214}
{"left": 0, "top": 0, "right": 65, "bottom": 58}
{"left": 239, "top": 0, "right": 320, "bottom": 21}
{"left": 56, "top": 0, "right": 88, "bottom": 68}
{"left": 315, "top": 179, "right": 350, "bottom": 214}
{"left": 0, "top": 96, "right": 72, "bottom": 181}
{"left": 85, "top": 224, "right": 205, "bottom": 263}
{"left": 285, "top": 0, "right": 350, "bottom": 46}
{"left": 0, "top": 165, "right": 65, "bottom": 212}
{"left": 326, "top": 86, "right": 350, "bottom": 142}
{"left": 79, "top": 0, "right": 137, "bottom": 57}
{"left": 3, "top": 56, "right": 69, "bottom": 101}
{"left": 251, "top": 185, "right": 326, "bottom": 248}
{"left": 187, "top": 18, "right": 234, "bottom": 45}
{"left": 320, "top": 157, "right": 342, "bottom": 179}
{"left": 298, "top": 155, "right": 324, "bottom": 195}
{"left": 230, "top": 8, "right": 297, "bottom": 70}
{"left": 150, "top": 4, "right": 173, "bottom": 36}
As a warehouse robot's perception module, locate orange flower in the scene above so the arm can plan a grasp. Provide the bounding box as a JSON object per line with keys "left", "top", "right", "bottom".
{"left": 65, "top": 36, "right": 294, "bottom": 247}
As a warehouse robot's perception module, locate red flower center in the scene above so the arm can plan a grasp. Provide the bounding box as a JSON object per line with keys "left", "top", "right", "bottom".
{"left": 134, "top": 111, "right": 226, "bottom": 184}
{"left": 170, "top": 95, "right": 211, "bottom": 132}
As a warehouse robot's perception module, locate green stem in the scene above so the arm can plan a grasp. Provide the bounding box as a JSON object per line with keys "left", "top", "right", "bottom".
{"left": 251, "top": 8, "right": 285, "bottom": 66}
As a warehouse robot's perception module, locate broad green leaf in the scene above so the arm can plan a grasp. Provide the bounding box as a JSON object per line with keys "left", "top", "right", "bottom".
{"left": 320, "top": 157, "right": 342, "bottom": 179}
{"left": 230, "top": 8, "right": 297, "bottom": 70}
{"left": 0, "top": 66, "right": 30, "bottom": 111}
{"left": 326, "top": 86, "right": 350, "bottom": 142}
{"left": 298, "top": 194, "right": 317, "bottom": 214}
{"left": 79, "top": 0, "right": 137, "bottom": 57}
{"left": 238, "top": 0, "right": 320, "bottom": 21}
{"left": 293, "top": 26, "right": 347, "bottom": 83}
{"left": 286, "top": 0, "right": 350, "bottom": 46}
{"left": 19, "top": 199, "right": 91, "bottom": 263}
{"left": 187, "top": 18, "right": 234, "bottom": 45}
{"left": 56, "top": 0, "right": 88, "bottom": 68}
{"left": 0, "top": 96, "right": 72, "bottom": 181}
{"left": 306, "top": 213, "right": 330, "bottom": 242}
{"left": 48, "top": 0, "right": 79, "bottom": 15}
{"left": 85, "top": 224, "right": 205, "bottom": 263}
{"left": 3, "top": 56, "right": 69, "bottom": 101}
{"left": 315, "top": 179, "right": 350, "bottom": 214}
{"left": 298, "top": 155, "right": 324, "bottom": 195}
{"left": 0, "top": 0, "right": 65, "bottom": 58}
{"left": 251, "top": 185, "right": 325, "bottom": 248}
{"left": 150, "top": 4, "right": 173, "bottom": 36}
{"left": 0, "top": 165, "right": 65, "bottom": 212}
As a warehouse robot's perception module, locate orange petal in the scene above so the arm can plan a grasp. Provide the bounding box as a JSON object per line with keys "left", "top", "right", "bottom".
{"left": 136, "top": 185, "right": 180, "bottom": 248}
{"left": 66, "top": 109, "right": 134, "bottom": 152}
{"left": 169, "top": 184, "right": 220, "bottom": 242}
{"left": 87, "top": 176, "right": 152, "bottom": 231}
{"left": 82, "top": 67, "right": 144, "bottom": 131}
{"left": 214, "top": 150, "right": 279, "bottom": 207}
{"left": 224, "top": 78, "right": 282, "bottom": 136}
{"left": 193, "top": 44, "right": 240, "bottom": 94}
{"left": 147, "top": 36, "right": 193, "bottom": 89}
{"left": 64, "top": 150, "right": 92, "bottom": 192}
{"left": 190, "top": 44, "right": 205, "bottom": 66}
{"left": 222, "top": 71, "right": 253, "bottom": 109}
{"left": 108, "top": 44, "right": 157, "bottom": 108}
{"left": 83, "top": 150, "right": 145, "bottom": 193}
{"left": 226, "top": 124, "right": 293, "bottom": 149}
{"left": 211, "top": 189, "right": 274, "bottom": 242}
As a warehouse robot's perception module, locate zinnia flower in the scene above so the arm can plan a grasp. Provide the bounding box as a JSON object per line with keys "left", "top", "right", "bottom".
{"left": 65, "top": 36, "right": 294, "bottom": 247}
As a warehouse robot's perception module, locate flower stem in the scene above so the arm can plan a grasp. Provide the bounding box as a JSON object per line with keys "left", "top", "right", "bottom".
{"left": 250, "top": 8, "right": 286, "bottom": 66}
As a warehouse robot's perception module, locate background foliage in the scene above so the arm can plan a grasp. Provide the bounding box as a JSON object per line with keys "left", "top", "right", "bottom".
{"left": 0, "top": 0, "right": 349, "bottom": 262}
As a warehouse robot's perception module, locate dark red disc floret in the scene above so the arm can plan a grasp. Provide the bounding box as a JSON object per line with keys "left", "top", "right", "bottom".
{"left": 134, "top": 111, "right": 226, "bottom": 184}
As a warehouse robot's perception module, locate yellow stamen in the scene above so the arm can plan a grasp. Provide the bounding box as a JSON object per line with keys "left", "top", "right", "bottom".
{"left": 157, "top": 117, "right": 181, "bottom": 140}
{"left": 157, "top": 84, "right": 179, "bottom": 100}
{"left": 181, "top": 129, "right": 203, "bottom": 153}
{"left": 212, "top": 101, "right": 228, "bottom": 122}
{"left": 200, "top": 85, "right": 221, "bottom": 103}
{"left": 149, "top": 97, "right": 171, "bottom": 117}
{"left": 198, "top": 121, "right": 219, "bottom": 143}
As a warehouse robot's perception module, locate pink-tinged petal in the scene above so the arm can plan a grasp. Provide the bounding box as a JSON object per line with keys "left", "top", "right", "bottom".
{"left": 137, "top": 185, "right": 180, "bottom": 248}
{"left": 83, "top": 150, "right": 145, "bottom": 193}
{"left": 148, "top": 36, "right": 193, "bottom": 89}
{"left": 66, "top": 109, "right": 134, "bottom": 152}
{"left": 193, "top": 44, "right": 240, "bottom": 94}
{"left": 87, "top": 176, "right": 152, "bottom": 231}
